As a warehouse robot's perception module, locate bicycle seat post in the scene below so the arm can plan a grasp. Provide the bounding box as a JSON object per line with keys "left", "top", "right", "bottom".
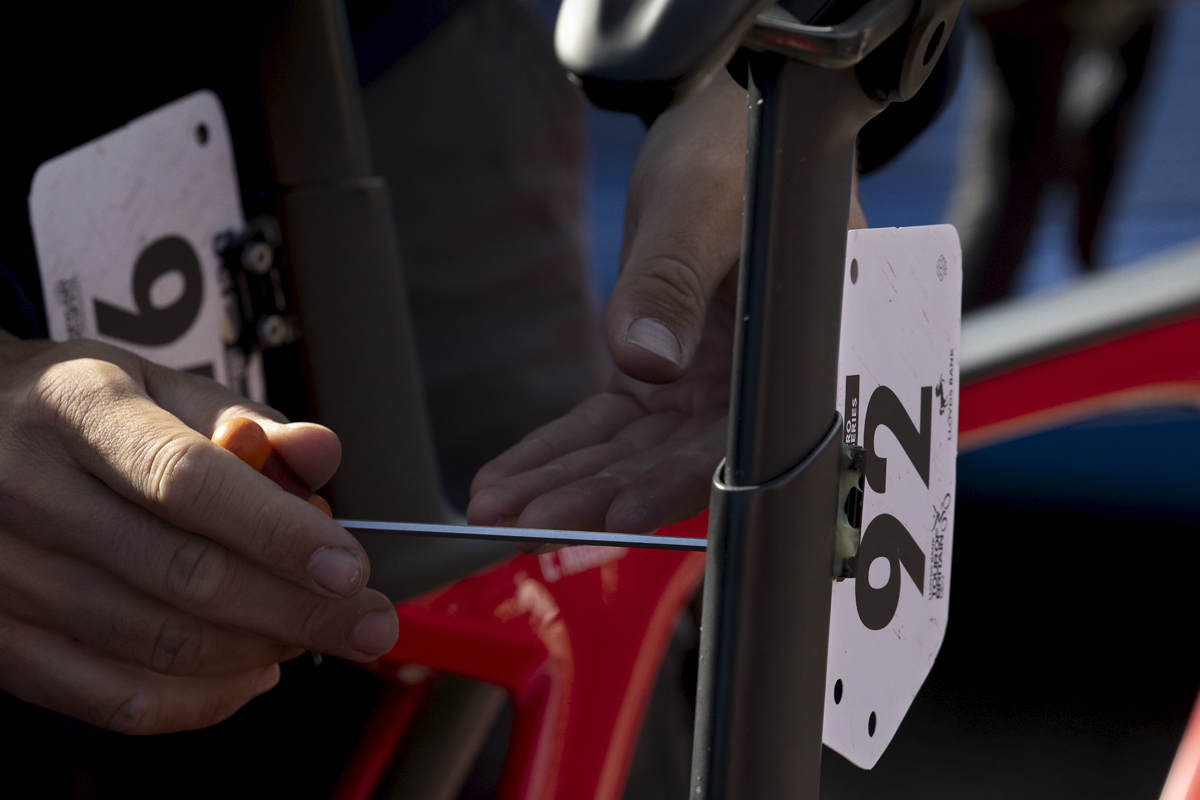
{"left": 693, "top": 50, "right": 886, "bottom": 800}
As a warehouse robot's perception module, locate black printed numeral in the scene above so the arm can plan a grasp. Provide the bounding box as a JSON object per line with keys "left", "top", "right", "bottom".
{"left": 863, "top": 385, "right": 931, "bottom": 493}
{"left": 855, "top": 383, "right": 934, "bottom": 630}
{"left": 855, "top": 514, "right": 926, "bottom": 630}
{"left": 95, "top": 236, "right": 203, "bottom": 346}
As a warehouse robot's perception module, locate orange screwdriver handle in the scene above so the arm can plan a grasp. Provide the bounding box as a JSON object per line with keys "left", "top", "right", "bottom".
{"left": 211, "top": 417, "right": 333, "bottom": 517}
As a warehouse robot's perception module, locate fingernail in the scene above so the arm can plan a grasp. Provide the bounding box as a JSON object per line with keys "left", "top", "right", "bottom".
{"left": 309, "top": 548, "right": 363, "bottom": 597}
{"left": 354, "top": 609, "right": 399, "bottom": 655}
{"left": 626, "top": 318, "right": 683, "bottom": 366}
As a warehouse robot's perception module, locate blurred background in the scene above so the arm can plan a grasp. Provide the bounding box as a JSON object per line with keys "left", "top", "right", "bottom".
{"left": 585, "top": 1, "right": 1200, "bottom": 309}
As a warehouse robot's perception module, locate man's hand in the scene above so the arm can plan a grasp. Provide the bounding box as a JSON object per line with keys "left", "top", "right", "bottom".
{"left": 468, "top": 274, "right": 734, "bottom": 534}
{"left": 468, "top": 70, "right": 866, "bottom": 534}
{"left": 0, "top": 332, "right": 399, "bottom": 734}
{"left": 468, "top": 72, "right": 745, "bottom": 533}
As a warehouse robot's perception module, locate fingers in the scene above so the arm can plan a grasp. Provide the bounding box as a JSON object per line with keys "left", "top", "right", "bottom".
{"left": 144, "top": 361, "right": 341, "bottom": 491}
{"left": 520, "top": 412, "right": 724, "bottom": 533}
{"left": 468, "top": 403, "right": 685, "bottom": 526}
{"left": 607, "top": 70, "right": 747, "bottom": 384}
{"left": 469, "top": 393, "right": 646, "bottom": 502}
{"left": 0, "top": 611, "right": 279, "bottom": 735}
{"left": 603, "top": 416, "right": 726, "bottom": 532}
{"left": 260, "top": 422, "right": 341, "bottom": 491}
{"left": 0, "top": 533, "right": 298, "bottom": 677}
{"left": 29, "top": 358, "right": 367, "bottom": 602}
{"left": 472, "top": 406, "right": 725, "bottom": 534}
{"left": 212, "top": 417, "right": 333, "bottom": 514}
{"left": 0, "top": 338, "right": 388, "bottom": 734}
{"left": 6, "top": 468, "right": 397, "bottom": 661}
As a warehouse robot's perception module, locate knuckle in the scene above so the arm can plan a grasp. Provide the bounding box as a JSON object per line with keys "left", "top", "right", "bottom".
{"left": 0, "top": 462, "right": 48, "bottom": 535}
{"left": 149, "top": 614, "right": 208, "bottom": 676}
{"left": 629, "top": 255, "right": 708, "bottom": 330}
{"left": 16, "top": 357, "right": 144, "bottom": 463}
{"left": 293, "top": 595, "right": 336, "bottom": 647}
{"left": 164, "top": 537, "right": 232, "bottom": 612}
{"left": 197, "top": 686, "right": 249, "bottom": 729}
{"left": 105, "top": 684, "right": 242, "bottom": 734}
{"left": 21, "top": 360, "right": 101, "bottom": 433}
{"left": 243, "top": 504, "right": 306, "bottom": 571}
{"left": 105, "top": 691, "right": 160, "bottom": 735}
{"left": 516, "top": 432, "right": 560, "bottom": 470}
{"left": 142, "top": 434, "right": 222, "bottom": 517}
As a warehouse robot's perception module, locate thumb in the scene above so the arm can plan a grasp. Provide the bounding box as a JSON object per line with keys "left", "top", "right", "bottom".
{"left": 607, "top": 249, "right": 733, "bottom": 385}
{"left": 607, "top": 70, "right": 746, "bottom": 384}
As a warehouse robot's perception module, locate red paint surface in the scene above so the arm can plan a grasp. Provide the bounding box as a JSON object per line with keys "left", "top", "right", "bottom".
{"left": 339, "top": 513, "right": 707, "bottom": 800}
{"left": 330, "top": 678, "right": 434, "bottom": 800}
{"left": 961, "top": 313, "right": 1200, "bottom": 440}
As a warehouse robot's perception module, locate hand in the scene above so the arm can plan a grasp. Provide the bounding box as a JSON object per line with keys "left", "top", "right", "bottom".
{"left": 468, "top": 70, "right": 867, "bottom": 534}
{"left": 467, "top": 72, "right": 745, "bottom": 534}
{"left": 0, "top": 332, "right": 398, "bottom": 734}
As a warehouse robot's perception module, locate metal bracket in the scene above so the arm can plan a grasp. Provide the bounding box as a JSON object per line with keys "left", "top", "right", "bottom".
{"left": 834, "top": 444, "right": 865, "bottom": 580}
{"left": 705, "top": 412, "right": 840, "bottom": 568}
{"left": 216, "top": 215, "right": 301, "bottom": 353}
{"left": 704, "top": 416, "right": 864, "bottom": 581}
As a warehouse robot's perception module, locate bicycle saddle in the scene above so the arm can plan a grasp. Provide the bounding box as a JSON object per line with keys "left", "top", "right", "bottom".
{"left": 556, "top": 0, "right": 962, "bottom": 119}
{"left": 555, "top": 0, "right": 774, "bottom": 119}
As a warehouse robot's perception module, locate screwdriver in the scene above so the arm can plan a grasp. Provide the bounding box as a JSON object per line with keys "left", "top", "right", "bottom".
{"left": 211, "top": 416, "right": 330, "bottom": 664}
{"left": 211, "top": 416, "right": 332, "bottom": 516}
{"left": 214, "top": 420, "right": 706, "bottom": 549}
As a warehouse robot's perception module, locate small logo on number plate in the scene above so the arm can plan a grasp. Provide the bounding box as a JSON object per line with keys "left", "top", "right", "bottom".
{"left": 823, "top": 225, "right": 961, "bottom": 768}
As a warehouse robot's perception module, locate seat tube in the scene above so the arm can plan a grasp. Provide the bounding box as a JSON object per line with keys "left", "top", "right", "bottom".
{"left": 690, "top": 53, "right": 885, "bottom": 800}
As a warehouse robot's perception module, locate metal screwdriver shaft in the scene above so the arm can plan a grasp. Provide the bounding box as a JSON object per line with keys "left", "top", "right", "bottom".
{"left": 335, "top": 519, "right": 708, "bottom": 552}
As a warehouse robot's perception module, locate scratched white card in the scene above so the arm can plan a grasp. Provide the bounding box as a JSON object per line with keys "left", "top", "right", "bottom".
{"left": 822, "top": 225, "right": 961, "bottom": 768}
{"left": 29, "top": 90, "right": 244, "bottom": 387}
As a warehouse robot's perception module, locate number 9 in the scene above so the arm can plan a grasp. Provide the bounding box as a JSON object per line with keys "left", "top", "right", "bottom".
{"left": 855, "top": 514, "right": 926, "bottom": 631}
{"left": 94, "top": 235, "right": 203, "bottom": 346}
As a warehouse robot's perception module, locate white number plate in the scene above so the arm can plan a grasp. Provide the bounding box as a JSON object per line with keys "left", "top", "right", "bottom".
{"left": 823, "top": 225, "right": 961, "bottom": 768}
{"left": 30, "top": 90, "right": 244, "bottom": 388}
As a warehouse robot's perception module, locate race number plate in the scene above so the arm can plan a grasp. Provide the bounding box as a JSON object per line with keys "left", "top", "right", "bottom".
{"left": 823, "top": 225, "right": 961, "bottom": 768}
{"left": 29, "top": 90, "right": 244, "bottom": 388}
